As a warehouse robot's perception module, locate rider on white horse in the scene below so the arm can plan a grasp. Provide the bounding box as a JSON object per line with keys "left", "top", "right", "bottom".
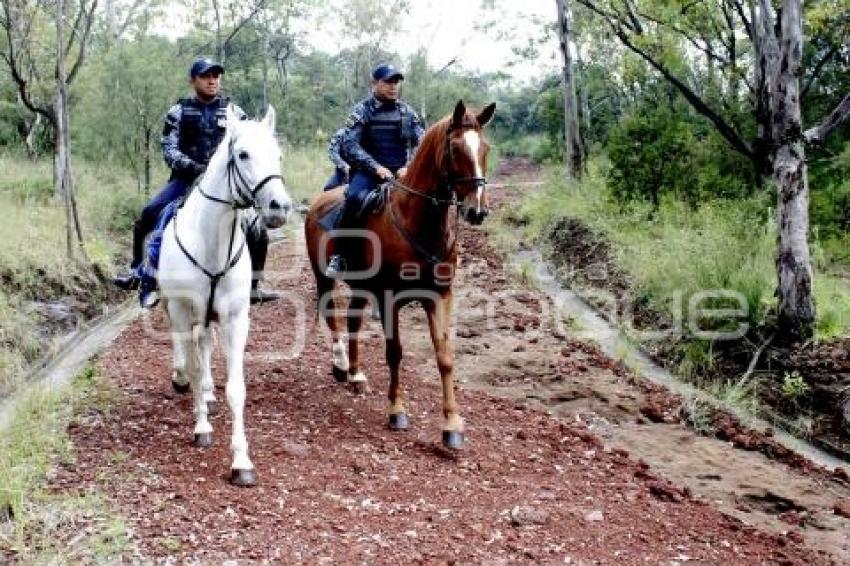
{"left": 112, "top": 57, "right": 279, "bottom": 307}
{"left": 158, "top": 105, "right": 292, "bottom": 486}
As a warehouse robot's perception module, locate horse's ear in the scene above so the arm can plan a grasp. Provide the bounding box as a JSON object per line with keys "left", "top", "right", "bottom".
{"left": 226, "top": 105, "right": 241, "bottom": 131}
{"left": 263, "top": 105, "right": 277, "bottom": 133}
{"left": 476, "top": 103, "right": 496, "bottom": 127}
{"left": 452, "top": 100, "right": 466, "bottom": 129}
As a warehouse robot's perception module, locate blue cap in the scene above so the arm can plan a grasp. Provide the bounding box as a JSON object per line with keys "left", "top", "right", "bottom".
{"left": 189, "top": 57, "right": 224, "bottom": 78}
{"left": 372, "top": 63, "right": 404, "bottom": 82}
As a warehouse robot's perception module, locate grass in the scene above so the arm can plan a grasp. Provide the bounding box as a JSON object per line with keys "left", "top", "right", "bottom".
{"left": 0, "top": 154, "right": 146, "bottom": 286}
{"left": 282, "top": 142, "right": 332, "bottom": 205}
{"left": 0, "top": 153, "right": 146, "bottom": 398}
{"left": 0, "top": 363, "right": 132, "bottom": 562}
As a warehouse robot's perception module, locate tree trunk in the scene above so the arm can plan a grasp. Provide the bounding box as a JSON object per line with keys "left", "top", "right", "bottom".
{"left": 25, "top": 112, "right": 41, "bottom": 160}
{"left": 212, "top": 0, "right": 224, "bottom": 64}
{"left": 54, "top": 0, "right": 87, "bottom": 261}
{"left": 555, "top": 0, "right": 584, "bottom": 178}
{"left": 144, "top": 124, "right": 152, "bottom": 194}
{"left": 773, "top": 0, "right": 814, "bottom": 341}
{"left": 53, "top": 101, "right": 68, "bottom": 198}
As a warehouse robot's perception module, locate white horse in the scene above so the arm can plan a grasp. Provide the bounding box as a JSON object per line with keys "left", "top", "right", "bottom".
{"left": 158, "top": 105, "right": 292, "bottom": 487}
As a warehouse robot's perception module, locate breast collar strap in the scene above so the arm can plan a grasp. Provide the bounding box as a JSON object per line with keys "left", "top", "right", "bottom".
{"left": 173, "top": 211, "right": 245, "bottom": 327}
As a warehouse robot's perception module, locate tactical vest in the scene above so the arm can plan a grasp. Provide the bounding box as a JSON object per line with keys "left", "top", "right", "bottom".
{"left": 363, "top": 104, "right": 406, "bottom": 170}
{"left": 177, "top": 96, "right": 230, "bottom": 167}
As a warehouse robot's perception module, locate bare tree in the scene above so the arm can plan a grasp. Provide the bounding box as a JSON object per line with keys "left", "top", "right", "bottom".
{"left": 555, "top": 0, "right": 584, "bottom": 178}
{"left": 573, "top": 0, "right": 850, "bottom": 341}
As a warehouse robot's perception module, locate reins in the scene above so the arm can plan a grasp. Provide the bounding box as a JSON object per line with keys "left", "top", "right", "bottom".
{"left": 174, "top": 136, "right": 281, "bottom": 326}
{"left": 384, "top": 124, "right": 487, "bottom": 265}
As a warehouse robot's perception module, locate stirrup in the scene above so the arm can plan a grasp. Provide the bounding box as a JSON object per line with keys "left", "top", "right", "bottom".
{"left": 139, "top": 279, "right": 159, "bottom": 309}
{"left": 325, "top": 255, "right": 346, "bottom": 278}
{"left": 113, "top": 268, "right": 141, "bottom": 291}
{"left": 250, "top": 286, "right": 280, "bottom": 305}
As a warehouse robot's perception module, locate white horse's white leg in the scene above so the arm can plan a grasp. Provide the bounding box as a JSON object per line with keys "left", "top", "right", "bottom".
{"left": 191, "top": 325, "right": 214, "bottom": 447}
{"left": 221, "top": 308, "right": 255, "bottom": 486}
{"left": 197, "top": 325, "right": 217, "bottom": 413}
{"left": 169, "top": 301, "right": 193, "bottom": 394}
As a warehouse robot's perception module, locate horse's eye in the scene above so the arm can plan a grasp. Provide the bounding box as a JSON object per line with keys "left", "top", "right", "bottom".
{"left": 238, "top": 151, "right": 249, "bottom": 160}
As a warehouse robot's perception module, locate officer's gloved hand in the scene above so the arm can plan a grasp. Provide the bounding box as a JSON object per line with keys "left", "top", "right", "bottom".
{"left": 190, "top": 161, "right": 207, "bottom": 177}
{"left": 375, "top": 166, "right": 394, "bottom": 181}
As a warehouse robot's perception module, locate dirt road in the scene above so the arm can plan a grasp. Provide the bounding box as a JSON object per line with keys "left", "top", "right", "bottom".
{"left": 48, "top": 160, "right": 848, "bottom": 564}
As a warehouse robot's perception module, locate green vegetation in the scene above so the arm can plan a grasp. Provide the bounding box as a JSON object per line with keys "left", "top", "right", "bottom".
{"left": 0, "top": 153, "right": 145, "bottom": 397}
{"left": 0, "top": 364, "right": 131, "bottom": 561}
{"left": 283, "top": 143, "right": 329, "bottom": 204}
{"left": 781, "top": 371, "right": 811, "bottom": 400}
{"left": 498, "top": 159, "right": 850, "bottom": 382}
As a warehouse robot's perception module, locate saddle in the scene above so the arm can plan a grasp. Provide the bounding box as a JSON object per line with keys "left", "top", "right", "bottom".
{"left": 317, "top": 183, "right": 389, "bottom": 232}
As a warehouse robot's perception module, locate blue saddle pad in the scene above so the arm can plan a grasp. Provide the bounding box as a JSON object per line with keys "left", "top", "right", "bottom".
{"left": 142, "top": 200, "right": 180, "bottom": 279}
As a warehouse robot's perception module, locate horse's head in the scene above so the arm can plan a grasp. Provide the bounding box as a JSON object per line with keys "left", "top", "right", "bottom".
{"left": 225, "top": 105, "right": 292, "bottom": 229}
{"left": 444, "top": 100, "right": 496, "bottom": 225}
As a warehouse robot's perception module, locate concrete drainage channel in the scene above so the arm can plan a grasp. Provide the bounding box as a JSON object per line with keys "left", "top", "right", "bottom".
{"left": 510, "top": 248, "right": 850, "bottom": 474}
{"left": 0, "top": 299, "right": 140, "bottom": 432}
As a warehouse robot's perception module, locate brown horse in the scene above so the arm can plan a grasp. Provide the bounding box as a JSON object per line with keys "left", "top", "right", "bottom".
{"left": 305, "top": 100, "right": 496, "bottom": 449}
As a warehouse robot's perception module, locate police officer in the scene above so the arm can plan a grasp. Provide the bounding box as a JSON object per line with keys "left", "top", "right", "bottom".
{"left": 322, "top": 128, "right": 350, "bottom": 191}
{"left": 113, "top": 57, "right": 279, "bottom": 306}
{"left": 325, "top": 63, "right": 425, "bottom": 277}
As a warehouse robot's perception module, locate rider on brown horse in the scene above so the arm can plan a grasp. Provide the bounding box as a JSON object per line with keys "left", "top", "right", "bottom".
{"left": 325, "top": 63, "right": 425, "bottom": 277}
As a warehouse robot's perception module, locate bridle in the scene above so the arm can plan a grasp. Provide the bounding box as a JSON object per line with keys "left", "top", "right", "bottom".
{"left": 386, "top": 124, "right": 488, "bottom": 264}
{"left": 174, "top": 135, "right": 283, "bottom": 326}
{"left": 196, "top": 137, "right": 283, "bottom": 209}
{"left": 388, "top": 124, "right": 487, "bottom": 207}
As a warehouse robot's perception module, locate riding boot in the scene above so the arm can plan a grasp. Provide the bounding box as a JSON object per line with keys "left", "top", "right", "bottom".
{"left": 325, "top": 201, "right": 356, "bottom": 278}
{"left": 131, "top": 219, "right": 146, "bottom": 269}
{"left": 246, "top": 223, "right": 279, "bottom": 304}
{"left": 112, "top": 219, "right": 147, "bottom": 290}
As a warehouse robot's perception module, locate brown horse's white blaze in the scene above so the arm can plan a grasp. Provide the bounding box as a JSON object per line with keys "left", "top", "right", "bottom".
{"left": 463, "top": 129, "right": 485, "bottom": 213}
{"left": 305, "top": 99, "right": 496, "bottom": 449}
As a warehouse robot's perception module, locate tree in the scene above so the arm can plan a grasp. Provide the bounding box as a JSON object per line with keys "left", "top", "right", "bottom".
{"left": 333, "top": 0, "right": 411, "bottom": 101}
{"left": 1, "top": 0, "right": 98, "bottom": 260}
{"left": 555, "top": 0, "right": 584, "bottom": 177}
{"left": 572, "top": 0, "right": 850, "bottom": 341}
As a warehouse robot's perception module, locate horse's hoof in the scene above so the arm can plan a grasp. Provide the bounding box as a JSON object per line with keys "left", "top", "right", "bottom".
{"left": 442, "top": 430, "right": 465, "bottom": 449}
{"left": 332, "top": 365, "right": 348, "bottom": 383}
{"left": 172, "top": 380, "right": 190, "bottom": 394}
{"left": 388, "top": 413, "right": 410, "bottom": 430}
{"left": 230, "top": 468, "right": 257, "bottom": 487}
{"left": 193, "top": 432, "right": 213, "bottom": 448}
{"left": 349, "top": 380, "right": 368, "bottom": 395}
{"left": 206, "top": 400, "right": 219, "bottom": 416}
